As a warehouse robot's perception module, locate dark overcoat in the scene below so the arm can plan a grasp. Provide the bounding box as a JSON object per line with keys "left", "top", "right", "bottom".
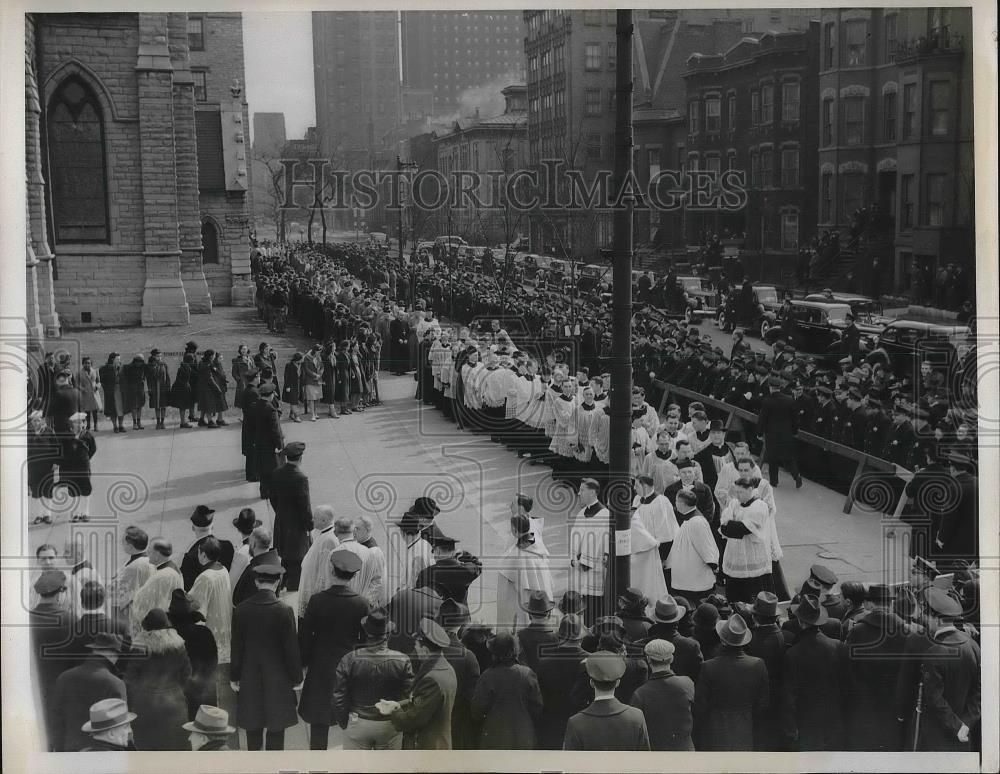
{"left": 516, "top": 623, "right": 559, "bottom": 674}
{"left": 414, "top": 556, "right": 482, "bottom": 604}
{"left": 282, "top": 361, "right": 302, "bottom": 405}
{"left": 250, "top": 399, "right": 283, "bottom": 497}
{"left": 781, "top": 627, "right": 849, "bottom": 751}
{"left": 694, "top": 648, "right": 769, "bottom": 751}
{"left": 640, "top": 623, "right": 704, "bottom": 683}
{"left": 390, "top": 653, "right": 458, "bottom": 749}
{"left": 268, "top": 462, "right": 313, "bottom": 564}
{"left": 442, "top": 633, "right": 481, "bottom": 750}
{"left": 844, "top": 609, "right": 908, "bottom": 751}
{"left": 125, "top": 628, "right": 192, "bottom": 750}
{"left": 51, "top": 656, "right": 126, "bottom": 752}
{"left": 145, "top": 361, "right": 171, "bottom": 410}
{"left": 122, "top": 361, "right": 147, "bottom": 412}
{"left": 563, "top": 697, "right": 650, "bottom": 751}
{"left": 169, "top": 362, "right": 196, "bottom": 410}
{"left": 231, "top": 588, "right": 303, "bottom": 731}
{"left": 535, "top": 642, "right": 589, "bottom": 749}
{"left": 174, "top": 619, "right": 219, "bottom": 717}
{"left": 58, "top": 431, "right": 96, "bottom": 497}
{"left": 297, "top": 585, "right": 368, "bottom": 725}
{"left": 181, "top": 536, "right": 235, "bottom": 590}
{"left": 231, "top": 548, "right": 282, "bottom": 607}
{"left": 47, "top": 384, "right": 80, "bottom": 434}
{"left": 31, "top": 602, "right": 75, "bottom": 745}
{"left": 231, "top": 356, "right": 253, "bottom": 409}
{"left": 746, "top": 622, "right": 788, "bottom": 750}
{"left": 630, "top": 671, "right": 696, "bottom": 751}
{"left": 756, "top": 390, "right": 798, "bottom": 459}
{"left": 98, "top": 364, "right": 127, "bottom": 418}
{"left": 28, "top": 427, "right": 60, "bottom": 498}
{"left": 917, "top": 627, "right": 981, "bottom": 752}
{"left": 470, "top": 661, "right": 543, "bottom": 750}
{"left": 387, "top": 587, "right": 442, "bottom": 655}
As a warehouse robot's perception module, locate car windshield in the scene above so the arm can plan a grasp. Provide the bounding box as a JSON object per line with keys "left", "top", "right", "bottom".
{"left": 757, "top": 288, "right": 778, "bottom": 303}
{"left": 681, "top": 278, "right": 701, "bottom": 291}
{"left": 824, "top": 306, "right": 850, "bottom": 322}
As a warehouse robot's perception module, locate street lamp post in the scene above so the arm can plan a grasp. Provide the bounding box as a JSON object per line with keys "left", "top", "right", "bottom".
{"left": 397, "top": 156, "right": 417, "bottom": 268}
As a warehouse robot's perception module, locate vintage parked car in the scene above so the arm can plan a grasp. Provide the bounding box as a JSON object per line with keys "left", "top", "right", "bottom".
{"left": 803, "top": 292, "right": 896, "bottom": 327}
{"left": 717, "top": 283, "right": 783, "bottom": 337}
{"left": 675, "top": 275, "right": 720, "bottom": 322}
{"left": 867, "top": 320, "right": 975, "bottom": 381}
{"left": 761, "top": 300, "right": 862, "bottom": 361}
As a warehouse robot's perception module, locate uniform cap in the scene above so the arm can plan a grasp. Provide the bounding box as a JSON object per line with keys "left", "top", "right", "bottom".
{"left": 34, "top": 569, "right": 67, "bottom": 596}
{"left": 282, "top": 441, "right": 306, "bottom": 458}
{"left": 923, "top": 586, "right": 963, "bottom": 618}
{"left": 417, "top": 617, "right": 451, "bottom": 649}
{"left": 252, "top": 562, "right": 286, "bottom": 579}
{"left": 809, "top": 564, "right": 838, "bottom": 587}
{"left": 330, "top": 549, "right": 363, "bottom": 575}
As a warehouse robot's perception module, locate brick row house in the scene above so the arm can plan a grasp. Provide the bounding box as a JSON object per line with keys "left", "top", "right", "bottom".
{"left": 24, "top": 11, "right": 253, "bottom": 349}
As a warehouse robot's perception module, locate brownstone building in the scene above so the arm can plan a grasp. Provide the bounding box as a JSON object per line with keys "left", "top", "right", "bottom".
{"left": 817, "top": 7, "right": 974, "bottom": 292}
{"left": 25, "top": 11, "right": 253, "bottom": 346}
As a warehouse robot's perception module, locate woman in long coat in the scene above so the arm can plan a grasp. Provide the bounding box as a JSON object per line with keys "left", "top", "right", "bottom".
{"left": 470, "top": 632, "right": 543, "bottom": 749}
{"left": 123, "top": 355, "right": 148, "bottom": 430}
{"left": 301, "top": 347, "right": 323, "bottom": 421}
{"left": 231, "top": 344, "right": 254, "bottom": 411}
{"left": 348, "top": 340, "right": 367, "bottom": 411}
{"left": 281, "top": 353, "right": 303, "bottom": 422}
{"left": 170, "top": 354, "right": 196, "bottom": 429}
{"left": 320, "top": 343, "right": 338, "bottom": 418}
{"left": 61, "top": 412, "right": 97, "bottom": 522}
{"left": 76, "top": 357, "right": 101, "bottom": 432}
{"left": 98, "top": 354, "right": 125, "bottom": 433}
{"left": 334, "top": 341, "right": 352, "bottom": 415}
{"left": 211, "top": 352, "right": 230, "bottom": 421}
{"left": 27, "top": 410, "right": 59, "bottom": 525}
{"left": 196, "top": 351, "right": 223, "bottom": 427}
{"left": 126, "top": 610, "right": 193, "bottom": 750}
{"left": 166, "top": 589, "right": 219, "bottom": 719}
{"left": 145, "top": 349, "right": 172, "bottom": 430}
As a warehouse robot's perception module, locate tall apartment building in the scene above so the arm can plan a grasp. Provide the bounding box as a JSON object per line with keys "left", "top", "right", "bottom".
{"left": 312, "top": 11, "right": 400, "bottom": 166}
{"left": 252, "top": 112, "right": 287, "bottom": 157}
{"left": 817, "top": 7, "right": 974, "bottom": 292}
{"left": 401, "top": 11, "right": 525, "bottom": 115}
{"left": 684, "top": 23, "right": 820, "bottom": 263}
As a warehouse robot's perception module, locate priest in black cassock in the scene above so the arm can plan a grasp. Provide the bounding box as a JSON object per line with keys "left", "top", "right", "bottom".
{"left": 694, "top": 420, "right": 736, "bottom": 493}
{"left": 413, "top": 525, "right": 482, "bottom": 605}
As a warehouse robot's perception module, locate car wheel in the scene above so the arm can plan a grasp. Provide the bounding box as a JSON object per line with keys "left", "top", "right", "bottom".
{"left": 760, "top": 320, "right": 770, "bottom": 339}
{"left": 684, "top": 307, "right": 693, "bottom": 323}
{"left": 717, "top": 310, "right": 728, "bottom": 330}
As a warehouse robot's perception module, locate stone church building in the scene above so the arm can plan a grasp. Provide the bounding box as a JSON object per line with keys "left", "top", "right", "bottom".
{"left": 25, "top": 11, "right": 254, "bottom": 348}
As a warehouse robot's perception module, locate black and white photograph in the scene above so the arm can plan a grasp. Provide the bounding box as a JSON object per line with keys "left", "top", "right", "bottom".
{"left": 0, "top": 3, "right": 996, "bottom": 772}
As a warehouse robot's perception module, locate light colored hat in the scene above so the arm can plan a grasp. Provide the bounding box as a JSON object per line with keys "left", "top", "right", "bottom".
{"left": 69, "top": 412, "right": 88, "bottom": 422}
{"left": 81, "top": 698, "right": 136, "bottom": 733}
{"left": 644, "top": 639, "right": 676, "bottom": 662}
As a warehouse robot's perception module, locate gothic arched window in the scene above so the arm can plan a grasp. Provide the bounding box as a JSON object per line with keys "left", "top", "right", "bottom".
{"left": 201, "top": 219, "right": 219, "bottom": 264}
{"left": 47, "top": 77, "right": 109, "bottom": 243}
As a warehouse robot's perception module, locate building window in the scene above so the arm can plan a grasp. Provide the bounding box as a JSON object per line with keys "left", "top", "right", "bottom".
{"left": 583, "top": 10, "right": 602, "bottom": 25}
{"left": 883, "top": 91, "right": 897, "bottom": 141}
{"left": 751, "top": 90, "right": 760, "bottom": 126}
{"left": 761, "top": 149, "right": 774, "bottom": 186}
{"left": 750, "top": 151, "right": 760, "bottom": 187}
{"left": 822, "top": 98, "right": 834, "bottom": 145}
{"left": 900, "top": 173, "right": 914, "bottom": 229}
{"left": 528, "top": 55, "right": 538, "bottom": 81}
{"left": 884, "top": 13, "right": 898, "bottom": 62}
{"left": 648, "top": 148, "right": 661, "bottom": 180}
{"left": 585, "top": 88, "right": 602, "bottom": 117}
{"left": 607, "top": 42, "right": 616, "bottom": 70}
{"left": 781, "top": 81, "right": 800, "bottom": 122}
{"left": 903, "top": 83, "right": 917, "bottom": 139}
{"left": 688, "top": 100, "right": 700, "bottom": 135}
{"left": 931, "top": 8, "right": 951, "bottom": 43}
{"left": 586, "top": 133, "right": 602, "bottom": 160}
{"left": 821, "top": 172, "right": 833, "bottom": 221}
{"left": 760, "top": 84, "right": 774, "bottom": 123}
{"left": 781, "top": 148, "right": 799, "bottom": 186}
{"left": 727, "top": 149, "right": 737, "bottom": 171}
{"left": 844, "top": 19, "right": 867, "bottom": 66}
{"left": 187, "top": 16, "right": 205, "bottom": 51}
{"left": 201, "top": 220, "right": 219, "bottom": 263}
{"left": 585, "top": 43, "right": 602, "bottom": 71}
{"left": 842, "top": 173, "right": 865, "bottom": 219}
{"left": 46, "top": 77, "right": 109, "bottom": 243}
{"left": 781, "top": 211, "right": 799, "bottom": 249}
{"left": 192, "top": 71, "right": 208, "bottom": 102}
{"left": 705, "top": 96, "right": 721, "bottom": 132}
{"left": 554, "top": 88, "right": 565, "bottom": 119}
{"left": 727, "top": 94, "right": 736, "bottom": 130}
{"left": 928, "top": 81, "right": 949, "bottom": 136}
{"left": 705, "top": 154, "right": 721, "bottom": 175}
{"left": 554, "top": 44, "right": 565, "bottom": 74}
{"left": 844, "top": 97, "right": 865, "bottom": 145}
{"left": 824, "top": 23, "right": 835, "bottom": 69}
{"left": 541, "top": 51, "right": 551, "bottom": 79}
{"left": 924, "top": 173, "right": 946, "bottom": 226}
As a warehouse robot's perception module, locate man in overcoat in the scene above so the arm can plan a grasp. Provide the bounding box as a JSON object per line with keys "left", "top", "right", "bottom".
{"left": 267, "top": 441, "right": 313, "bottom": 591}
{"left": 640, "top": 595, "right": 704, "bottom": 683}
{"left": 181, "top": 506, "right": 235, "bottom": 590}
{"left": 436, "top": 599, "right": 481, "bottom": 749}
{"left": 30, "top": 570, "right": 74, "bottom": 746}
{"left": 298, "top": 550, "right": 369, "bottom": 750}
{"left": 563, "top": 651, "right": 651, "bottom": 751}
{"left": 230, "top": 563, "right": 303, "bottom": 750}
{"left": 630, "top": 640, "right": 695, "bottom": 750}
{"left": 231, "top": 526, "right": 281, "bottom": 606}
{"left": 744, "top": 591, "right": 787, "bottom": 750}
{"left": 756, "top": 374, "right": 802, "bottom": 488}
{"left": 694, "top": 613, "right": 769, "bottom": 750}
{"left": 414, "top": 526, "right": 482, "bottom": 605}
{"left": 379, "top": 618, "right": 458, "bottom": 749}
{"left": 241, "top": 370, "right": 261, "bottom": 482}
{"left": 535, "top": 613, "right": 590, "bottom": 749}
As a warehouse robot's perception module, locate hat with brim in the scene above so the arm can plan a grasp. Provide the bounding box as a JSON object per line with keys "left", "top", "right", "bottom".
{"left": 525, "top": 590, "right": 555, "bottom": 615}
{"left": 652, "top": 595, "right": 685, "bottom": 623}
{"left": 362, "top": 608, "right": 396, "bottom": 639}
{"left": 751, "top": 591, "right": 779, "bottom": 619}
{"left": 81, "top": 698, "right": 137, "bottom": 734}
{"left": 791, "top": 594, "right": 829, "bottom": 626}
{"left": 417, "top": 617, "right": 451, "bottom": 649}
{"left": 560, "top": 590, "right": 586, "bottom": 616}
{"left": 182, "top": 705, "right": 236, "bottom": 736}
{"left": 252, "top": 563, "right": 285, "bottom": 580}
{"left": 716, "top": 612, "right": 752, "bottom": 647}
{"left": 232, "top": 511, "right": 262, "bottom": 533}
{"left": 190, "top": 505, "right": 216, "bottom": 528}
{"left": 406, "top": 496, "right": 440, "bottom": 519}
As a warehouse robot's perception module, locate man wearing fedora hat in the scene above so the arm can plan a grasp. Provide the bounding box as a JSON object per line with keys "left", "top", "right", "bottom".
{"left": 51, "top": 632, "right": 127, "bottom": 751}
{"left": 183, "top": 704, "right": 236, "bottom": 750}
{"left": 435, "top": 599, "right": 481, "bottom": 750}
{"left": 181, "top": 505, "right": 235, "bottom": 590}
{"left": 378, "top": 618, "right": 459, "bottom": 749}
{"left": 79, "top": 698, "right": 137, "bottom": 752}
{"left": 514, "top": 591, "right": 559, "bottom": 673}
{"left": 231, "top": 563, "right": 303, "bottom": 750}
{"left": 694, "top": 614, "right": 769, "bottom": 751}
{"left": 780, "top": 594, "right": 848, "bottom": 750}
{"left": 333, "top": 608, "right": 414, "bottom": 750}
{"left": 563, "top": 651, "right": 650, "bottom": 750}
{"left": 642, "top": 595, "right": 704, "bottom": 683}
{"left": 267, "top": 441, "right": 312, "bottom": 591}
{"left": 414, "top": 525, "right": 482, "bottom": 605}
{"left": 535, "top": 614, "right": 589, "bottom": 749}
{"left": 631, "top": 639, "right": 695, "bottom": 751}
{"left": 745, "top": 591, "right": 787, "bottom": 750}
{"left": 229, "top": 508, "right": 262, "bottom": 589}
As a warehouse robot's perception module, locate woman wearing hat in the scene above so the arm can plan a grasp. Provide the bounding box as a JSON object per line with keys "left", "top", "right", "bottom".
{"left": 231, "top": 343, "right": 254, "bottom": 413}
{"left": 125, "top": 609, "right": 194, "bottom": 750}
{"left": 334, "top": 339, "right": 353, "bottom": 416}
{"left": 281, "top": 352, "right": 304, "bottom": 422}
{"left": 301, "top": 344, "right": 323, "bottom": 421}
{"left": 169, "top": 353, "right": 197, "bottom": 429}
{"left": 99, "top": 353, "right": 127, "bottom": 433}
{"left": 123, "top": 354, "right": 147, "bottom": 430}
{"left": 76, "top": 356, "right": 102, "bottom": 432}
{"left": 470, "top": 631, "right": 543, "bottom": 749}
{"left": 59, "top": 412, "right": 97, "bottom": 523}
{"left": 145, "top": 349, "right": 172, "bottom": 430}
{"left": 167, "top": 589, "right": 219, "bottom": 720}
{"left": 496, "top": 514, "right": 554, "bottom": 632}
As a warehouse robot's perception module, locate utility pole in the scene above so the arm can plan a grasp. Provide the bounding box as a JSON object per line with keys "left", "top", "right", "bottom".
{"left": 397, "top": 156, "right": 417, "bottom": 267}
{"left": 607, "top": 9, "right": 634, "bottom": 613}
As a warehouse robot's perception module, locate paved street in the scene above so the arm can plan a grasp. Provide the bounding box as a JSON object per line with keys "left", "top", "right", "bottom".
{"left": 21, "top": 306, "right": 911, "bottom": 748}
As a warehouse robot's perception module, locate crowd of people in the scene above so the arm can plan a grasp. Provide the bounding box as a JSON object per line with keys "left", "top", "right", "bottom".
{"left": 25, "top": 239, "right": 981, "bottom": 754}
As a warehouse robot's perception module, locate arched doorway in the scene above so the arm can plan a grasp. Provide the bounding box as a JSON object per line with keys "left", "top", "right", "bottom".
{"left": 201, "top": 219, "right": 219, "bottom": 264}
